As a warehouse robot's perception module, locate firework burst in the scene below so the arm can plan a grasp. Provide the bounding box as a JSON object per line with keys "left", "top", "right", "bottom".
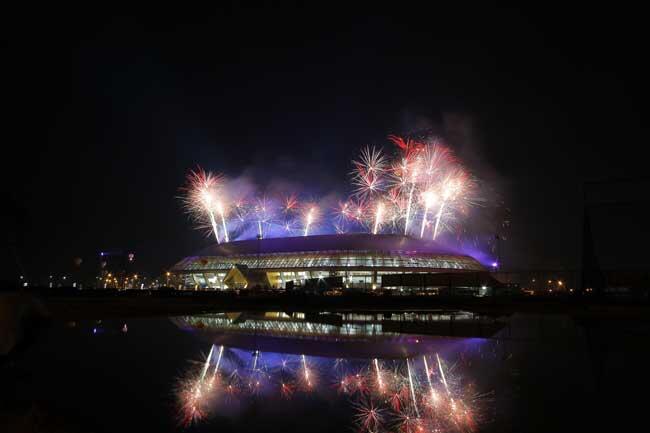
{"left": 179, "top": 167, "right": 227, "bottom": 243}
{"left": 351, "top": 146, "right": 388, "bottom": 200}
{"left": 178, "top": 133, "right": 484, "bottom": 248}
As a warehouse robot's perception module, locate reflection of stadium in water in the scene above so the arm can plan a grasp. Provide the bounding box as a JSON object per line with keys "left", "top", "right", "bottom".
{"left": 176, "top": 321, "right": 496, "bottom": 430}
{"left": 172, "top": 311, "right": 506, "bottom": 358}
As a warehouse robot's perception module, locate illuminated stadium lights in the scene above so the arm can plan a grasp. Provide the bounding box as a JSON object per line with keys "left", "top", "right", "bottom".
{"left": 171, "top": 233, "right": 485, "bottom": 290}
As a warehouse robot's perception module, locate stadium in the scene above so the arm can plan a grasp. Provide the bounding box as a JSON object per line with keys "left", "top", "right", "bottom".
{"left": 171, "top": 233, "right": 496, "bottom": 293}
{"left": 171, "top": 311, "right": 505, "bottom": 358}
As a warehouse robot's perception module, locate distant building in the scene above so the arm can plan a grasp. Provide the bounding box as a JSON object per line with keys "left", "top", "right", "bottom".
{"left": 97, "top": 249, "right": 139, "bottom": 289}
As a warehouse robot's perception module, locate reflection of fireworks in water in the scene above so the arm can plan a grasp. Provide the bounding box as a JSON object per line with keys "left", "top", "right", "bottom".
{"left": 280, "top": 381, "right": 295, "bottom": 399}
{"left": 301, "top": 353, "right": 314, "bottom": 389}
{"left": 373, "top": 358, "right": 385, "bottom": 393}
{"left": 176, "top": 347, "right": 488, "bottom": 432}
{"left": 395, "top": 411, "right": 423, "bottom": 433}
{"left": 176, "top": 345, "right": 216, "bottom": 427}
{"left": 176, "top": 377, "right": 208, "bottom": 427}
{"left": 353, "top": 397, "right": 385, "bottom": 432}
{"left": 406, "top": 357, "right": 420, "bottom": 418}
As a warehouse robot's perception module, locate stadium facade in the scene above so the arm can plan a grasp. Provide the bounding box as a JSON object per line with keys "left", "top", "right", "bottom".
{"left": 171, "top": 233, "right": 487, "bottom": 291}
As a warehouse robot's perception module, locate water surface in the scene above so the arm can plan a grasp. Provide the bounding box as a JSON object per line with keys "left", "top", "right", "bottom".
{"left": 3, "top": 311, "right": 647, "bottom": 432}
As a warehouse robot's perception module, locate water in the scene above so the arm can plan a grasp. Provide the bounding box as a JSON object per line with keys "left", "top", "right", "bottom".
{"left": 2, "top": 311, "right": 648, "bottom": 432}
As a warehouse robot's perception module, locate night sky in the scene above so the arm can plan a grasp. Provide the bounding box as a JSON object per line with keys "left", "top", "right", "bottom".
{"left": 4, "top": 5, "right": 649, "bottom": 279}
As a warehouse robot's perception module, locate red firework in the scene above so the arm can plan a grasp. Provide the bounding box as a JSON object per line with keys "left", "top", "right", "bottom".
{"left": 388, "top": 135, "right": 424, "bottom": 159}
{"left": 284, "top": 194, "right": 299, "bottom": 212}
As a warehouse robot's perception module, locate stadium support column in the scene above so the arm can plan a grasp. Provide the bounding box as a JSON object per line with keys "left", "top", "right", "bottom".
{"left": 372, "top": 271, "right": 377, "bottom": 290}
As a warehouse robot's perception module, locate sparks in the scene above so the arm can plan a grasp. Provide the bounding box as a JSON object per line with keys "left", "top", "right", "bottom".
{"left": 303, "top": 207, "right": 315, "bottom": 236}
{"left": 179, "top": 167, "right": 226, "bottom": 243}
{"left": 420, "top": 190, "right": 437, "bottom": 238}
{"left": 372, "top": 202, "right": 384, "bottom": 235}
{"left": 178, "top": 133, "right": 481, "bottom": 245}
{"left": 301, "top": 354, "right": 312, "bottom": 388}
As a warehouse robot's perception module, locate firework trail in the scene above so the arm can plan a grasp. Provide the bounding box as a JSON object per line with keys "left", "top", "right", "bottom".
{"left": 372, "top": 202, "right": 384, "bottom": 235}
{"left": 403, "top": 172, "right": 418, "bottom": 235}
{"left": 420, "top": 190, "right": 437, "bottom": 238}
{"left": 254, "top": 197, "right": 269, "bottom": 239}
{"left": 303, "top": 207, "right": 315, "bottom": 237}
{"left": 216, "top": 201, "right": 229, "bottom": 243}
{"left": 433, "top": 172, "right": 464, "bottom": 240}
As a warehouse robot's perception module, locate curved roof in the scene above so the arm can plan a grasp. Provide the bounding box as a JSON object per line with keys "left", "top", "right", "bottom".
{"left": 173, "top": 234, "right": 485, "bottom": 273}
{"left": 197, "top": 234, "right": 459, "bottom": 257}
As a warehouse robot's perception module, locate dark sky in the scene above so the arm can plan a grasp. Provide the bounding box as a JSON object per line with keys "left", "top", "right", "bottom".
{"left": 3, "top": 4, "right": 649, "bottom": 278}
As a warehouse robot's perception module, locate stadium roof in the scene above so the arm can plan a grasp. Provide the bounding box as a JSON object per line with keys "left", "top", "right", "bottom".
{"left": 196, "top": 233, "right": 463, "bottom": 257}
{"left": 172, "top": 234, "right": 485, "bottom": 273}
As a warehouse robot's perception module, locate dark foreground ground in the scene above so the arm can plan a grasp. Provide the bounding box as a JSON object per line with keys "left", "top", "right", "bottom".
{"left": 3, "top": 288, "right": 650, "bottom": 433}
